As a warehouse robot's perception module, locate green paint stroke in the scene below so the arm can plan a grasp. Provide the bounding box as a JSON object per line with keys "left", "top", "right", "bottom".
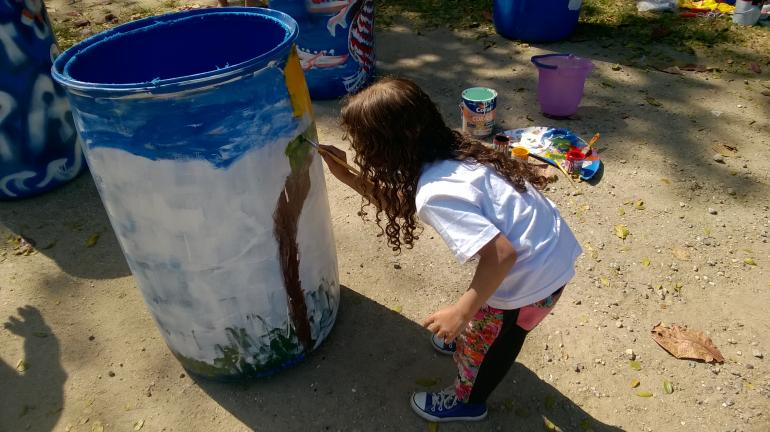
{"left": 173, "top": 279, "right": 339, "bottom": 380}
{"left": 285, "top": 125, "right": 318, "bottom": 175}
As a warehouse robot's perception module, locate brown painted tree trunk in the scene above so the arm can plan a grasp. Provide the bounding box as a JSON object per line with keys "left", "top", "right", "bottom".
{"left": 273, "top": 136, "right": 314, "bottom": 353}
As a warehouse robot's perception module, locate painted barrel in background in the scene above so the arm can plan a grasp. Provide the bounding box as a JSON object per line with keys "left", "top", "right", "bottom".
{"left": 0, "top": 0, "right": 83, "bottom": 199}
{"left": 269, "top": 0, "right": 375, "bottom": 100}
{"left": 493, "top": 0, "right": 582, "bottom": 43}
{"left": 52, "top": 8, "right": 340, "bottom": 380}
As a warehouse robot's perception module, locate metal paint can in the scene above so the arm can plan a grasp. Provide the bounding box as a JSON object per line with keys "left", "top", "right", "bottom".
{"left": 493, "top": 133, "right": 510, "bottom": 152}
{"left": 461, "top": 87, "right": 497, "bottom": 138}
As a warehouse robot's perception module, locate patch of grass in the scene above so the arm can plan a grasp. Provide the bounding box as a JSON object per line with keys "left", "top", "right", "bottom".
{"left": 375, "top": 0, "right": 769, "bottom": 57}
{"left": 578, "top": 0, "right": 741, "bottom": 49}
{"left": 376, "top": 0, "right": 493, "bottom": 31}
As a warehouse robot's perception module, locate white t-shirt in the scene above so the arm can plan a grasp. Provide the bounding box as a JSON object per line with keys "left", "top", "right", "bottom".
{"left": 415, "top": 160, "right": 582, "bottom": 310}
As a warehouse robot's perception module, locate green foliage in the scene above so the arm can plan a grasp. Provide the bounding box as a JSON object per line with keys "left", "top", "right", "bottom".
{"left": 285, "top": 130, "right": 314, "bottom": 175}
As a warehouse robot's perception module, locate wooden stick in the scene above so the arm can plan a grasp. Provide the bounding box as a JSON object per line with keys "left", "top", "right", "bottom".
{"left": 303, "top": 136, "right": 361, "bottom": 176}
{"left": 584, "top": 133, "right": 601, "bottom": 156}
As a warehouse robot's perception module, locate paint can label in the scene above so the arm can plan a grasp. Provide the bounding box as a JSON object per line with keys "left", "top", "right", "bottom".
{"left": 460, "top": 88, "right": 497, "bottom": 138}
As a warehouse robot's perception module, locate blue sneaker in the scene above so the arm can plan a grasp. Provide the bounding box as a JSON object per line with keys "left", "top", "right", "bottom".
{"left": 430, "top": 334, "right": 456, "bottom": 355}
{"left": 410, "top": 387, "right": 488, "bottom": 422}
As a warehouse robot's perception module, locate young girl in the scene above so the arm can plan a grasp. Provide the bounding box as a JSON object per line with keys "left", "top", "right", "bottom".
{"left": 319, "top": 77, "right": 581, "bottom": 423}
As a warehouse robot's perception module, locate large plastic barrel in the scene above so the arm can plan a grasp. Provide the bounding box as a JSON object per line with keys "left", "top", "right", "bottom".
{"left": 493, "top": 0, "right": 582, "bottom": 43}
{"left": 269, "top": 0, "right": 375, "bottom": 99}
{"left": 0, "top": 0, "right": 83, "bottom": 199}
{"left": 52, "top": 8, "right": 340, "bottom": 380}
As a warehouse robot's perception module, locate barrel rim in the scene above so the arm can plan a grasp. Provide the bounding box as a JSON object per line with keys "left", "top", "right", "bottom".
{"left": 51, "top": 7, "right": 298, "bottom": 95}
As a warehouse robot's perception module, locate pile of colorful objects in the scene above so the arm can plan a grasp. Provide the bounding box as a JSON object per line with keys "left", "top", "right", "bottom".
{"left": 499, "top": 127, "right": 603, "bottom": 182}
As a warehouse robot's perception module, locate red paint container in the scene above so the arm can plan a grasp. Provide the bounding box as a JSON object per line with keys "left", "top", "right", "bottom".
{"left": 565, "top": 148, "right": 586, "bottom": 179}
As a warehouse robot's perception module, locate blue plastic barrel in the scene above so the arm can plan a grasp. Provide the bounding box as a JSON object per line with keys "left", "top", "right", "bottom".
{"left": 0, "top": 0, "right": 83, "bottom": 199}
{"left": 52, "top": 8, "right": 340, "bottom": 380}
{"left": 493, "top": 0, "right": 583, "bottom": 42}
{"left": 269, "top": 0, "right": 375, "bottom": 99}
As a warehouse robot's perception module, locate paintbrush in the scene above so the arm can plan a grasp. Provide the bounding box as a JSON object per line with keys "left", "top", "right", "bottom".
{"left": 583, "top": 133, "right": 601, "bottom": 157}
{"left": 302, "top": 136, "right": 361, "bottom": 176}
{"left": 527, "top": 152, "right": 577, "bottom": 187}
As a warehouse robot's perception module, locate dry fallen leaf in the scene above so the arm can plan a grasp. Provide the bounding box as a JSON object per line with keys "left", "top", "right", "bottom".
{"left": 133, "top": 419, "right": 145, "bottom": 431}
{"left": 744, "top": 258, "right": 757, "bottom": 266}
{"left": 392, "top": 305, "right": 403, "bottom": 314}
{"left": 651, "top": 323, "right": 725, "bottom": 363}
{"left": 712, "top": 143, "right": 738, "bottom": 156}
{"left": 661, "top": 66, "right": 684, "bottom": 75}
{"left": 12, "top": 236, "right": 36, "bottom": 256}
{"left": 16, "top": 359, "right": 28, "bottom": 372}
{"left": 614, "top": 225, "right": 630, "bottom": 240}
{"left": 543, "top": 416, "right": 564, "bottom": 432}
{"left": 617, "top": 207, "right": 626, "bottom": 216}
{"left": 636, "top": 390, "right": 653, "bottom": 398}
{"left": 85, "top": 234, "right": 100, "bottom": 248}
{"left": 672, "top": 246, "right": 690, "bottom": 261}
{"left": 629, "top": 360, "right": 642, "bottom": 371}
{"left": 645, "top": 96, "right": 662, "bottom": 107}
{"left": 663, "top": 380, "right": 674, "bottom": 394}
{"left": 634, "top": 199, "right": 645, "bottom": 210}
{"left": 630, "top": 379, "right": 640, "bottom": 388}
{"left": 641, "top": 257, "right": 651, "bottom": 267}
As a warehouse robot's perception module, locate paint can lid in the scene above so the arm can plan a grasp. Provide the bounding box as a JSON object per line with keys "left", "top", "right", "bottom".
{"left": 462, "top": 87, "right": 498, "bottom": 102}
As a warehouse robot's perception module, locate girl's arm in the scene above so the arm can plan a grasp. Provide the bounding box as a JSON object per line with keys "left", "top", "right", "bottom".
{"left": 422, "top": 233, "right": 517, "bottom": 342}
{"left": 318, "top": 144, "right": 388, "bottom": 211}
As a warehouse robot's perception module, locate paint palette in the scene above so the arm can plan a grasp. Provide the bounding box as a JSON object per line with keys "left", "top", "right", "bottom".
{"left": 503, "top": 127, "right": 602, "bottom": 181}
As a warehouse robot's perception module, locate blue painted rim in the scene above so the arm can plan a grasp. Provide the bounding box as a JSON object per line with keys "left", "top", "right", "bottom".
{"left": 51, "top": 7, "right": 298, "bottom": 95}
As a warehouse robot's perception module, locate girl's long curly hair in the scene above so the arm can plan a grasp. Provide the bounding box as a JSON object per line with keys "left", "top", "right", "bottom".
{"left": 340, "top": 77, "right": 548, "bottom": 252}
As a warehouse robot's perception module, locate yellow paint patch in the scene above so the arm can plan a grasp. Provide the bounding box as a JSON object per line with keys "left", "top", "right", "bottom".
{"left": 284, "top": 46, "right": 312, "bottom": 118}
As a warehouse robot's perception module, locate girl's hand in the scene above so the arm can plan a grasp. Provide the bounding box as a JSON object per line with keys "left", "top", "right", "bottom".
{"left": 422, "top": 303, "right": 472, "bottom": 343}
{"left": 318, "top": 144, "right": 355, "bottom": 181}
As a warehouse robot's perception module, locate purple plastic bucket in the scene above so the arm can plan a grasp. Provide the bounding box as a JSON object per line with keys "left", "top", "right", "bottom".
{"left": 531, "top": 54, "right": 593, "bottom": 117}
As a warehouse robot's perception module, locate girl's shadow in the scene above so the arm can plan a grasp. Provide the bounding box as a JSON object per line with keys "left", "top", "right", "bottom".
{"left": 0, "top": 306, "right": 67, "bottom": 432}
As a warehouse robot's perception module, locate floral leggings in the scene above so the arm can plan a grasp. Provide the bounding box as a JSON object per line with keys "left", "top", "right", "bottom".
{"left": 454, "top": 287, "right": 563, "bottom": 404}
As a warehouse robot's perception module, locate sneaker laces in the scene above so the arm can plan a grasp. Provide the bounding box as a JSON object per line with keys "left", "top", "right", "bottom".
{"left": 430, "top": 387, "right": 459, "bottom": 412}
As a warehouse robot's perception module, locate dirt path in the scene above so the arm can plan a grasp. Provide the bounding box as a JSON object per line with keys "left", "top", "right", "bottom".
{"left": 2, "top": 9, "right": 770, "bottom": 432}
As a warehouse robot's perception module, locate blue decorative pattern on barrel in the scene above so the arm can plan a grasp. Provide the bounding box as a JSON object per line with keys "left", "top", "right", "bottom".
{"left": 52, "top": 8, "right": 340, "bottom": 380}
{"left": 269, "top": 0, "right": 375, "bottom": 100}
{"left": 0, "top": 0, "right": 83, "bottom": 199}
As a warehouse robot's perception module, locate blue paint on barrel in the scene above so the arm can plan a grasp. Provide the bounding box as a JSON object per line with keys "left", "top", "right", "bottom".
{"left": 0, "top": 0, "right": 83, "bottom": 199}
{"left": 269, "top": 0, "right": 375, "bottom": 100}
{"left": 53, "top": 8, "right": 340, "bottom": 380}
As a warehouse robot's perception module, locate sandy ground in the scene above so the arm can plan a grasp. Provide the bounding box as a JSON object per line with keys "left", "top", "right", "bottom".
{"left": 2, "top": 6, "right": 770, "bottom": 432}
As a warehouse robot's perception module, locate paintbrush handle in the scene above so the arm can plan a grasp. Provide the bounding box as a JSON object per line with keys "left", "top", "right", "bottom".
{"left": 317, "top": 146, "right": 361, "bottom": 176}
{"left": 585, "top": 133, "right": 601, "bottom": 155}
{"left": 303, "top": 136, "right": 362, "bottom": 176}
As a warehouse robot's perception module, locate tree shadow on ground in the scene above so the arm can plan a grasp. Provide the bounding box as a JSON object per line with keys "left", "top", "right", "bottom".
{"left": 0, "top": 306, "right": 67, "bottom": 432}
{"left": 362, "top": 24, "right": 768, "bottom": 203}
{"left": 0, "top": 172, "right": 130, "bottom": 280}
{"left": 195, "top": 286, "right": 623, "bottom": 432}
